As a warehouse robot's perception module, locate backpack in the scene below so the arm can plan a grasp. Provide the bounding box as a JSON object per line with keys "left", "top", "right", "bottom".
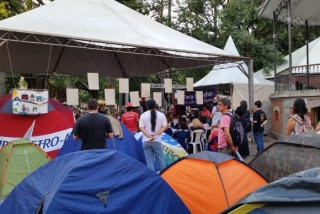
{"left": 224, "top": 113, "right": 245, "bottom": 146}
{"left": 245, "top": 118, "right": 252, "bottom": 133}
{"left": 290, "top": 114, "right": 314, "bottom": 134}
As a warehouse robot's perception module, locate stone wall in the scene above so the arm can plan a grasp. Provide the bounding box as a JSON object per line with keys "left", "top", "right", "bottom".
{"left": 269, "top": 90, "right": 320, "bottom": 139}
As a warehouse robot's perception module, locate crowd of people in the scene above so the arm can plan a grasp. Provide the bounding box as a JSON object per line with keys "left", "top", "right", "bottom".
{"left": 71, "top": 95, "right": 320, "bottom": 173}
{"left": 72, "top": 96, "right": 273, "bottom": 174}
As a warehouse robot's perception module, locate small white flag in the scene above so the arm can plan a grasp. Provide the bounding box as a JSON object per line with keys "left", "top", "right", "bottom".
{"left": 164, "top": 79, "right": 172, "bottom": 93}
{"left": 87, "top": 73, "right": 99, "bottom": 90}
{"left": 141, "top": 83, "right": 151, "bottom": 97}
{"left": 130, "top": 91, "right": 140, "bottom": 107}
{"left": 66, "top": 89, "right": 79, "bottom": 105}
{"left": 104, "top": 89, "right": 115, "bottom": 105}
{"left": 119, "top": 78, "right": 129, "bottom": 93}
{"left": 177, "top": 90, "right": 185, "bottom": 105}
{"left": 196, "top": 91, "right": 203, "bottom": 104}
{"left": 186, "top": 78, "right": 193, "bottom": 92}
{"left": 153, "top": 92, "right": 162, "bottom": 107}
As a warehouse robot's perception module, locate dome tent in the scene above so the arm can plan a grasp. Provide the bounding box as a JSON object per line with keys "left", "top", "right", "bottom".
{"left": 0, "top": 139, "right": 50, "bottom": 202}
{"left": 161, "top": 151, "right": 268, "bottom": 213}
{"left": 0, "top": 94, "right": 74, "bottom": 159}
{"left": 222, "top": 167, "right": 320, "bottom": 213}
{"left": 59, "top": 123, "right": 147, "bottom": 165}
{"left": 0, "top": 150, "right": 190, "bottom": 214}
{"left": 249, "top": 133, "right": 320, "bottom": 182}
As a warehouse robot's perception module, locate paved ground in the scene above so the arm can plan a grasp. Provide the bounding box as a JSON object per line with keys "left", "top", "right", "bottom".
{"left": 244, "top": 135, "right": 276, "bottom": 164}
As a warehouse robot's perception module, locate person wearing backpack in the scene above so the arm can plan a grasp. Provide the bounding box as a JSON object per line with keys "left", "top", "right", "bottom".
{"left": 235, "top": 106, "right": 249, "bottom": 158}
{"left": 216, "top": 97, "right": 237, "bottom": 156}
{"left": 252, "top": 100, "right": 267, "bottom": 155}
{"left": 240, "top": 100, "right": 252, "bottom": 133}
{"left": 286, "top": 98, "right": 314, "bottom": 136}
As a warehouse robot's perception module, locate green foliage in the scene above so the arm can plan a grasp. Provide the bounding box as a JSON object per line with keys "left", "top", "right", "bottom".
{"left": 4, "top": 73, "right": 20, "bottom": 93}
{"left": 218, "top": 0, "right": 285, "bottom": 73}
{"left": 174, "top": 0, "right": 226, "bottom": 47}
{"left": 115, "top": 0, "right": 150, "bottom": 15}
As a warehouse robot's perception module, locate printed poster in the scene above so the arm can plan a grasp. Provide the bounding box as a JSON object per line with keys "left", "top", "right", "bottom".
{"left": 12, "top": 90, "right": 48, "bottom": 115}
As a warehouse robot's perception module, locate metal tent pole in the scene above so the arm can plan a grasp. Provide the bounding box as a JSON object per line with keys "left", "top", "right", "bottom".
{"left": 305, "top": 20, "right": 310, "bottom": 89}
{"left": 248, "top": 59, "right": 254, "bottom": 112}
{"left": 287, "top": 0, "right": 293, "bottom": 91}
{"left": 248, "top": 59, "right": 254, "bottom": 144}
{"left": 273, "top": 11, "right": 277, "bottom": 92}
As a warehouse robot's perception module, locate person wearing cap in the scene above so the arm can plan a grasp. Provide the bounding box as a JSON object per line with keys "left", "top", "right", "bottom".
{"left": 121, "top": 102, "right": 139, "bottom": 134}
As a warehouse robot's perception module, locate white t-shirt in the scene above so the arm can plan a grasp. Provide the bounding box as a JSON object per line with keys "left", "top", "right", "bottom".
{"left": 211, "top": 105, "right": 222, "bottom": 126}
{"left": 139, "top": 110, "right": 167, "bottom": 142}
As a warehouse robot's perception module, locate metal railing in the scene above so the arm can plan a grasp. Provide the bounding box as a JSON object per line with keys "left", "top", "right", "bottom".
{"left": 275, "top": 64, "right": 320, "bottom": 91}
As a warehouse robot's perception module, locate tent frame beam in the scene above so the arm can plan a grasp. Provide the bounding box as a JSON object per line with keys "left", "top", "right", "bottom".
{"left": 271, "top": 0, "right": 308, "bottom": 26}
{"left": 0, "top": 31, "right": 248, "bottom": 64}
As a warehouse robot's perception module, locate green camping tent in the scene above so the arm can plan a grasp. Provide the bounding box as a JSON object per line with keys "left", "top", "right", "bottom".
{"left": 0, "top": 139, "right": 50, "bottom": 201}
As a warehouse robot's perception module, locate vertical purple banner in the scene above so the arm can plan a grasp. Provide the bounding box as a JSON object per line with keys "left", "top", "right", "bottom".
{"left": 203, "top": 89, "right": 216, "bottom": 105}
{"left": 184, "top": 91, "right": 196, "bottom": 105}
{"left": 184, "top": 89, "right": 215, "bottom": 106}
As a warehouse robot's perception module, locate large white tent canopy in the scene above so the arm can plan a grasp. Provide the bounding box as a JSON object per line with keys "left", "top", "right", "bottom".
{"left": 194, "top": 36, "right": 274, "bottom": 131}
{"left": 0, "top": 0, "right": 246, "bottom": 78}
{"left": 259, "top": 0, "right": 320, "bottom": 25}
{"left": 256, "top": 37, "right": 320, "bottom": 79}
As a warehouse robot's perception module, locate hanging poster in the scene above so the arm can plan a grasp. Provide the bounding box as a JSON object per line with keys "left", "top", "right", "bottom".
{"left": 12, "top": 89, "right": 48, "bottom": 115}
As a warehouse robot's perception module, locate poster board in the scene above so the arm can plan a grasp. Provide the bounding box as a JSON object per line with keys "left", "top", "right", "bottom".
{"left": 12, "top": 89, "right": 48, "bottom": 115}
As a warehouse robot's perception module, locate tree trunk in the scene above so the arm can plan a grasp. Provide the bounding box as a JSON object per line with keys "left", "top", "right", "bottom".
{"left": 168, "top": 0, "right": 172, "bottom": 27}
{"left": 160, "top": 0, "right": 164, "bottom": 20}
{"left": 213, "top": 0, "right": 219, "bottom": 40}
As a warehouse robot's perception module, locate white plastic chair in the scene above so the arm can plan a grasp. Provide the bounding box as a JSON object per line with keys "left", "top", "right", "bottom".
{"left": 188, "top": 129, "right": 205, "bottom": 153}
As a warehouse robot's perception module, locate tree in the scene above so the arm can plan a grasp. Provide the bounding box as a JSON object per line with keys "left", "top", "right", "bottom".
{"left": 0, "top": 0, "right": 53, "bottom": 92}
{"left": 175, "top": 0, "right": 227, "bottom": 47}
{"left": 219, "top": 0, "right": 320, "bottom": 74}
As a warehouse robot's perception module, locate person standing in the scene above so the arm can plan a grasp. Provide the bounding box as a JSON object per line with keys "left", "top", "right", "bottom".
{"left": 121, "top": 102, "right": 139, "bottom": 134}
{"left": 252, "top": 100, "right": 267, "bottom": 155}
{"left": 73, "top": 99, "right": 114, "bottom": 150}
{"left": 200, "top": 104, "right": 211, "bottom": 124}
{"left": 240, "top": 100, "right": 251, "bottom": 121}
{"left": 211, "top": 96, "right": 222, "bottom": 129}
{"left": 240, "top": 100, "right": 252, "bottom": 141}
{"left": 235, "top": 106, "right": 250, "bottom": 158}
{"left": 286, "top": 98, "right": 314, "bottom": 136}
{"left": 217, "top": 97, "right": 236, "bottom": 156}
{"left": 139, "top": 99, "right": 167, "bottom": 172}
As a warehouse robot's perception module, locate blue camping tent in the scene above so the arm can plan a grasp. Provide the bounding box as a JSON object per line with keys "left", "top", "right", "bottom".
{"left": 0, "top": 150, "right": 190, "bottom": 214}
{"left": 59, "top": 123, "right": 146, "bottom": 164}
{"left": 135, "top": 132, "right": 188, "bottom": 166}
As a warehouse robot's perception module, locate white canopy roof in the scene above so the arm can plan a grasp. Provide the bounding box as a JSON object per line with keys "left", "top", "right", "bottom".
{"left": 259, "top": 0, "right": 320, "bottom": 25}
{"left": 0, "top": 0, "right": 244, "bottom": 78}
{"left": 194, "top": 36, "right": 274, "bottom": 87}
{"left": 194, "top": 36, "right": 274, "bottom": 133}
{"left": 256, "top": 37, "right": 320, "bottom": 79}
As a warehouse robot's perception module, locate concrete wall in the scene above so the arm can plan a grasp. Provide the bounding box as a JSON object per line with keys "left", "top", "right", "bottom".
{"left": 269, "top": 90, "right": 320, "bottom": 139}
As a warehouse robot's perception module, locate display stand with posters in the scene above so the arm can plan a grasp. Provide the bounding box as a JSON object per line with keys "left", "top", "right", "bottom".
{"left": 12, "top": 90, "right": 48, "bottom": 115}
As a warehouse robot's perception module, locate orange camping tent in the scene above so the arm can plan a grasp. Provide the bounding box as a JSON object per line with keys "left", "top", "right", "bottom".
{"left": 161, "top": 151, "right": 268, "bottom": 213}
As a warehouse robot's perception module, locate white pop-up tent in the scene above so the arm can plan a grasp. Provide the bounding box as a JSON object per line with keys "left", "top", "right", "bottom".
{"left": 194, "top": 36, "right": 274, "bottom": 132}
